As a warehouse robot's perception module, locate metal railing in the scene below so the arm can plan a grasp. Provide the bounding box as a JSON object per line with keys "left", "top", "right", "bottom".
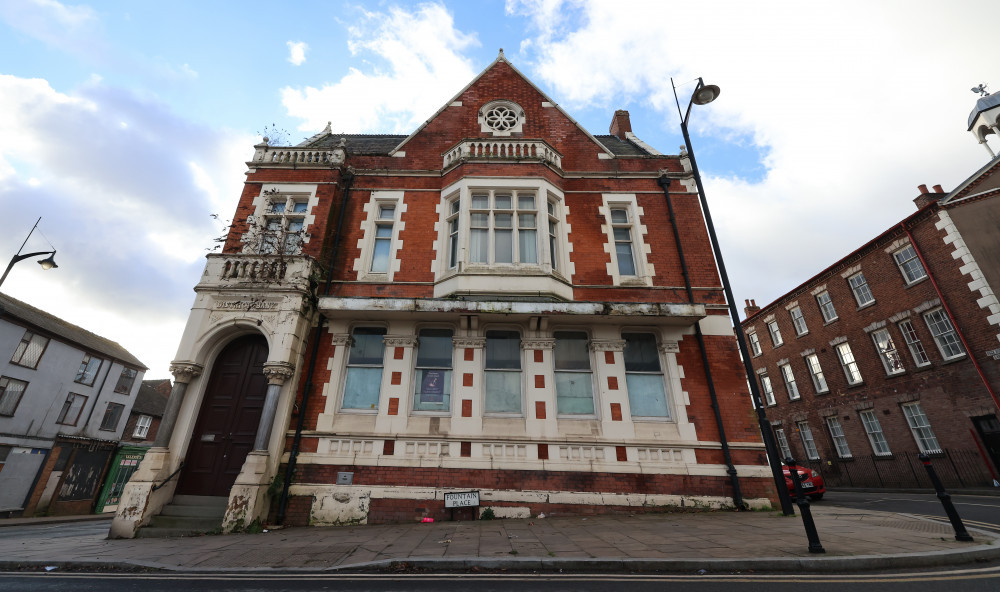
{"left": 800, "top": 449, "right": 994, "bottom": 490}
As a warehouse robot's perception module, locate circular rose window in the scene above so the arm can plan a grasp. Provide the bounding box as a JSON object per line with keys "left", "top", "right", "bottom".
{"left": 484, "top": 105, "right": 519, "bottom": 132}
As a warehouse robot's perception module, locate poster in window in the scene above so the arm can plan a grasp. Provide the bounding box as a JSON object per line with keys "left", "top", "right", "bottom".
{"left": 420, "top": 370, "right": 445, "bottom": 403}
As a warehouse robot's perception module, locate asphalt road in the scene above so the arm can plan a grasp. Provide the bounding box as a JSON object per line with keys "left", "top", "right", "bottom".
{"left": 4, "top": 568, "right": 1000, "bottom": 592}
{"left": 822, "top": 490, "right": 1000, "bottom": 533}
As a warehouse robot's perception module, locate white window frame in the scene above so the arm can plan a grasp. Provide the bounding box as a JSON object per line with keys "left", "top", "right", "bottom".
{"left": 484, "top": 330, "right": 524, "bottom": 416}
{"left": 860, "top": 410, "right": 891, "bottom": 456}
{"left": 923, "top": 308, "right": 965, "bottom": 360}
{"left": 767, "top": 320, "right": 783, "bottom": 347}
{"left": 133, "top": 414, "right": 153, "bottom": 438}
{"left": 553, "top": 331, "right": 596, "bottom": 416}
{"left": 797, "top": 421, "right": 820, "bottom": 460}
{"left": 243, "top": 184, "right": 317, "bottom": 255}
{"left": 623, "top": 332, "right": 673, "bottom": 419}
{"left": 434, "top": 178, "right": 572, "bottom": 299}
{"left": 848, "top": 272, "right": 875, "bottom": 307}
{"left": 780, "top": 363, "right": 800, "bottom": 400}
{"left": 760, "top": 372, "right": 775, "bottom": 406}
{"left": 826, "top": 416, "right": 852, "bottom": 458}
{"left": 871, "top": 328, "right": 905, "bottom": 375}
{"left": 601, "top": 195, "right": 653, "bottom": 286}
{"left": 835, "top": 342, "right": 863, "bottom": 385}
{"left": 748, "top": 330, "right": 762, "bottom": 357}
{"left": 341, "top": 327, "right": 388, "bottom": 412}
{"left": 893, "top": 244, "right": 927, "bottom": 285}
{"left": 816, "top": 291, "right": 838, "bottom": 323}
{"left": 804, "top": 353, "right": 828, "bottom": 393}
{"left": 775, "top": 427, "right": 792, "bottom": 459}
{"left": 898, "top": 320, "right": 930, "bottom": 367}
{"left": 412, "top": 328, "right": 454, "bottom": 414}
{"left": 901, "top": 402, "right": 942, "bottom": 453}
{"left": 355, "top": 191, "right": 404, "bottom": 282}
{"left": 790, "top": 306, "right": 808, "bottom": 336}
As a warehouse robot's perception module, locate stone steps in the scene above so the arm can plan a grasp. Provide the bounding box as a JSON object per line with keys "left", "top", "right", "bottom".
{"left": 136, "top": 495, "right": 227, "bottom": 538}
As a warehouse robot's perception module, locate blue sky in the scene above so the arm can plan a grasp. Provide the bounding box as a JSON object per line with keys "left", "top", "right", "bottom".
{"left": 0, "top": 0, "right": 996, "bottom": 378}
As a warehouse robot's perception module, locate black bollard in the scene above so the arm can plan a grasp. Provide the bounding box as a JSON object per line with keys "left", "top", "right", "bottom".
{"left": 918, "top": 453, "right": 974, "bottom": 542}
{"left": 784, "top": 457, "right": 825, "bottom": 554}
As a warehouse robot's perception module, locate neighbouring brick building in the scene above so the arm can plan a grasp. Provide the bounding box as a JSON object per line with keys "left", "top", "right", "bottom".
{"left": 120, "top": 379, "right": 171, "bottom": 446}
{"left": 741, "top": 96, "right": 1000, "bottom": 488}
{"left": 112, "top": 52, "right": 775, "bottom": 537}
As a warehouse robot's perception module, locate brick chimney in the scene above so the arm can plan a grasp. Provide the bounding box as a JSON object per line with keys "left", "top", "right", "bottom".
{"left": 913, "top": 183, "right": 947, "bottom": 209}
{"left": 744, "top": 299, "right": 760, "bottom": 319}
{"left": 609, "top": 110, "right": 632, "bottom": 140}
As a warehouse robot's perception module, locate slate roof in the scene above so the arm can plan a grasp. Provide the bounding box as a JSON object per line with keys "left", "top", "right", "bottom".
{"left": 0, "top": 292, "right": 147, "bottom": 369}
{"left": 130, "top": 380, "right": 169, "bottom": 416}
{"left": 296, "top": 133, "right": 654, "bottom": 157}
{"left": 299, "top": 134, "right": 406, "bottom": 155}
{"left": 593, "top": 135, "right": 655, "bottom": 156}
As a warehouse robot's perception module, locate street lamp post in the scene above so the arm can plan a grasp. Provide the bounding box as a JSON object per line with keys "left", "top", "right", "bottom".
{"left": 1, "top": 217, "right": 58, "bottom": 289}
{"left": 673, "top": 77, "right": 794, "bottom": 515}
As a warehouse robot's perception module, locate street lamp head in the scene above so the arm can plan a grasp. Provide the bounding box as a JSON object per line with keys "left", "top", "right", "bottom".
{"left": 37, "top": 252, "right": 57, "bottom": 270}
{"left": 692, "top": 83, "right": 721, "bottom": 105}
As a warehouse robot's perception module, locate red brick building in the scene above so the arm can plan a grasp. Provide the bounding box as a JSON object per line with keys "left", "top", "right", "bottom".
{"left": 741, "top": 158, "right": 1000, "bottom": 488}
{"left": 113, "top": 52, "right": 775, "bottom": 536}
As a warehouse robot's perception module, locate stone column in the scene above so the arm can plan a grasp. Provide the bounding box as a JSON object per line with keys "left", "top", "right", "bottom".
{"left": 154, "top": 362, "right": 204, "bottom": 448}
{"left": 254, "top": 361, "right": 295, "bottom": 451}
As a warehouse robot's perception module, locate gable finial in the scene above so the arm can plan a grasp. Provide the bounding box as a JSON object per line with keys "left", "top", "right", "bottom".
{"left": 971, "top": 83, "right": 990, "bottom": 97}
{"left": 323, "top": 121, "right": 332, "bottom": 133}
{"left": 498, "top": 48, "right": 505, "bottom": 61}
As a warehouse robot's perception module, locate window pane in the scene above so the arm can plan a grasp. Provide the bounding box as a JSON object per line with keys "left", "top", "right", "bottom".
{"left": 494, "top": 213, "right": 513, "bottom": 228}
{"left": 470, "top": 228, "right": 488, "bottom": 263}
{"left": 416, "top": 329, "right": 453, "bottom": 367}
{"left": 626, "top": 373, "right": 669, "bottom": 417}
{"left": 616, "top": 243, "right": 636, "bottom": 275}
{"left": 623, "top": 334, "right": 660, "bottom": 372}
{"left": 495, "top": 229, "right": 513, "bottom": 263}
{"left": 555, "top": 372, "right": 594, "bottom": 414}
{"left": 471, "top": 194, "right": 488, "bottom": 209}
{"left": 610, "top": 209, "right": 628, "bottom": 224}
{"left": 486, "top": 331, "right": 521, "bottom": 369}
{"left": 292, "top": 201, "right": 309, "bottom": 213}
{"left": 518, "top": 194, "right": 535, "bottom": 210}
{"left": 349, "top": 328, "right": 386, "bottom": 365}
{"left": 0, "top": 377, "right": 27, "bottom": 416}
{"left": 269, "top": 202, "right": 286, "bottom": 214}
{"left": 414, "top": 368, "right": 451, "bottom": 411}
{"left": 484, "top": 371, "right": 521, "bottom": 413}
{"left": 613, "top": 228, "right": 631, "bottom": 241}
{"left": 494, "top": 193, "right": 512, "bottom": 209}
{"left": 519, "top": 229, "right": 537, "bottom": 263}
{"left": 371, "top": 239, "right": 390, "bottom": 272}
{"left": 554, "top": 332, "right": 590, "bottom": 370}
{"left": 342, "top": 367, "right": 383, "bottom": 409}
{"left": 378, "top": 205, "right": 395, "bottom": 220}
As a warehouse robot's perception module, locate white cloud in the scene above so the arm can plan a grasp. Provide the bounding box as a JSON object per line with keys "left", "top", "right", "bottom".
{"left": 287, "top": 41, "right": 308, "bottom": 66}
{"left": 281, "top": 2, "right": 480, "bottom": 133}
{"left": 0, "top": 74, "right": 249, "bottom": 377}
{"left": 510, "top": 0, "right": 999, "bottom": 311}
{"left": 0, "top": 0, "right": 105, "bottom": 58}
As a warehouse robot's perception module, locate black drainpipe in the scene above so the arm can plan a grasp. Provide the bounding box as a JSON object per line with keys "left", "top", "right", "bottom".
{"left": 658, "top": 175, "right": 745, "bottom": 510}
{"left": 276, "top": 167, "right": 354, "bottom": 525}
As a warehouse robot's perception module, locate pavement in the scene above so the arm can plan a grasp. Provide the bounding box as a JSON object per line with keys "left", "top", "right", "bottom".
{"left": 1, "top": 505, "right": 1000, "bottom": 574}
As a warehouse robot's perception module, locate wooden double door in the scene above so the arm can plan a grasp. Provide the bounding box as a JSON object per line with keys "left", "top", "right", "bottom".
{"left": 177, "top": 335, "right": 269, "bottom": 497}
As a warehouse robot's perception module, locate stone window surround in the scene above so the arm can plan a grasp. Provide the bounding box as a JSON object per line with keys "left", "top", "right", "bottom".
{"left": 242, "top": 183, "right": 319, "bottom": 253}
{"left": 354, "top": 191, "right": 406, "bottom": 283}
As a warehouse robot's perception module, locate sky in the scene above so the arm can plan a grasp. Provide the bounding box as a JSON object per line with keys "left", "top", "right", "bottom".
{"left": 1, "top": 0, "right": 997, "bottom": 379}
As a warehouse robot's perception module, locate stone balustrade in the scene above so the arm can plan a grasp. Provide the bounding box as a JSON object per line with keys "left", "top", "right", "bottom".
{"left": 443, "top": 139, "right": 563, "bottom": 169}
{"left": 250, "top": 145, "right": 345, "bottom": 167}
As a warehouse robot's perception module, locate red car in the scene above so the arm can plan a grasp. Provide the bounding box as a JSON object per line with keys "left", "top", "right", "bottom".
{"left": 783, "top": 465, "right": 826, "bottom": 500}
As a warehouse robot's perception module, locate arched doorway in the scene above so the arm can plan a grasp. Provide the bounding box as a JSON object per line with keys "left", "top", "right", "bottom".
{"left": 177, "top": 334, "right": 269, "bottom": 496}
